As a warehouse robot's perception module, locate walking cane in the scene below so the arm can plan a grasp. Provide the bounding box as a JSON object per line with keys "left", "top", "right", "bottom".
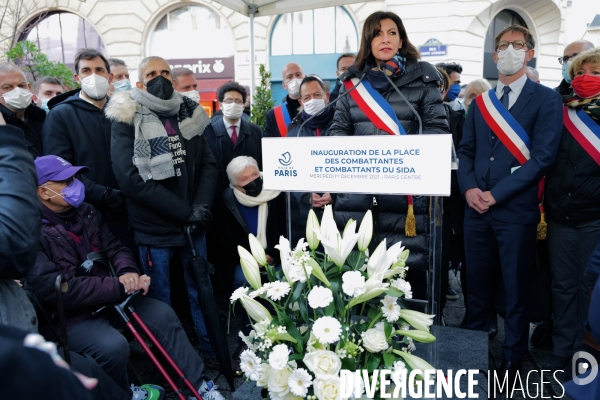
{"left": 55, "top": 274, "right": 70, "bottom": 365}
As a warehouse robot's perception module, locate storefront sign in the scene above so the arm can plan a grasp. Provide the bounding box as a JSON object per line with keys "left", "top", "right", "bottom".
{"left": 262, "top": 135, "right": 452, "bottom": 196}
{"left": 419, "top": 38, "right": 447, "bottom": 57}
{"left": 166, "top": 57, "right": 235, "bottom": 79}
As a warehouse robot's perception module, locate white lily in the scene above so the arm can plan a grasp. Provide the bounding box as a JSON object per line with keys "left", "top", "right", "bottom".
{"left": 248, "top": 234, "right": 267, "bottom": 266}
{"left": 319, "top": 204, "right": 338, "bottom": 241}
{"left": 357, "top": 210, "right": 373, "bottom": 252}
{"left": 306, "top": 209, "right": 321, "bottom": 251}
{"left": 238, "top": 246, "right": 262, "bottom": 290}
{"left": 240, "top": 294, "right": 273, "bottom": 322}
{"left": 366, "top": 240, "right": 405, "bottom": 280}
{"left": 392, "top": 350, "right": 436, "bottom": 378}
{"left": 396, "top": 329, "right": 436, "bottom": 343}
{"left": 274, "top": 236, "right": 293, "bottom": 283}
{"left": 348, "top": 276, "right": 389, "bottom": 308}
{"left": 342, "top": 218, "right": 355, "bottom": 239}
{"left": 318, "top": 220, "right": 362, "bottom": 268}
{"left": 400, "top": 309, "right": 435, "bottom": 332}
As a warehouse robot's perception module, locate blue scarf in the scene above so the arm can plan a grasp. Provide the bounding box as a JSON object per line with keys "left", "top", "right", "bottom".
{"left": 366, "top": 52, "right": 407, "bottom": 92}
{"left": 301, "top": 105, "right": 335, "bottom": 131}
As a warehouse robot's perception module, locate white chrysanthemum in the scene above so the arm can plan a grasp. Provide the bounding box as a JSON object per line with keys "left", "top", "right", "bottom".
{"left": 249, "top": 283, "right": 271, "bottom": 299}
{"left": 269, "top": 344, "right": 290, "bottom": 370}
{"left": 240, "top": 349, "right": 262, "bottom": 381}
{"left": 287, "top": 239, "right": 313, "bottom": 283}
{"left": 341, "top": 271, "right": 366, "bottom": 297}
{"left": 267, "top": 281, "right": 291, "bottom": 301}
{"left": 391, "top": 278, "right": 412, "bottom": 299}
{"left": 381, "top": 295, "right": 401, "bottom": 323}
{"left": 287, "top": 368, "right": 313, "bottom": 397}
{"left": 308, "top": 286, "right": 333, "bottom": 309}
{"left": 230, "top": 287, "right": 249, "bottom": 303}
{"left": 312, "top": 316, "right": 342, "bottom": 344}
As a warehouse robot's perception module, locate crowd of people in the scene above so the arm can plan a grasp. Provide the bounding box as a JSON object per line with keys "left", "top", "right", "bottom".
{"left": 0, "top": 8, "right": 600, "bottom": 399}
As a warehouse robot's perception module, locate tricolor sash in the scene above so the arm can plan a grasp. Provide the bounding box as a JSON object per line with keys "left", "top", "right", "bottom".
{"left": 344, "top": 77, "right": 416, "bottom": 236}
{"left": 273, "top": 103, "right": 292, "bottom": 137}
{"left": 475, "top": 89, "right": 531, "bottom": 164}
{"left": 563, "top": 107, "right": 600, "bottom": 166}
{"left": 344, "top": 77, "right": 407, "bottom": 136}
{"left": 475, "top": 88, "right": 547, "bottom": 239}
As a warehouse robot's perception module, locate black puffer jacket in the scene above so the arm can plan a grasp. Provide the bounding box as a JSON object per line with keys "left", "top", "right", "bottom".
{"left": 329, "top": 60, "right": 449, "bottom": 300}
{"left": 545, "top": 122, "right": 600, "bottom": 222}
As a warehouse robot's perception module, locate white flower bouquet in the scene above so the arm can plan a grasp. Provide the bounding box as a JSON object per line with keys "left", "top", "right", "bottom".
{"left": 231, "top": 205, "right": 436, "bottom": 400}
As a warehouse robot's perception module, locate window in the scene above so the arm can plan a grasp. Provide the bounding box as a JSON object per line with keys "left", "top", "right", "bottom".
{"left": 271, "top": 6, "right": 358, "bottom": 56}
{"left": 149, "top": 5, "right": 233, "bottom": 59}
{"left": 23, "top": 12, "right": 106, "bottom": 67}
{"left": 483, "top": 10, "right": 536, "bottom": 80}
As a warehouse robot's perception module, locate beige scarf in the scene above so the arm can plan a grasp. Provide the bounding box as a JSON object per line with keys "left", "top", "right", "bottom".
{"left": 232, "top": 187, "right": 281, "bottom": 247}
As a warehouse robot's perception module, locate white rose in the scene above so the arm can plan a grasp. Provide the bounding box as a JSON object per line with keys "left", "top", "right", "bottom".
{"left": 361, "top": 328, "right": 389, "bottom": 353}
{"left": 268, "top": 367, "right": 291, "bottom": 400}
{"left": 257, "top": 363, "right": 271, "bottom": 387}
{"left": 269, "top": 344, "right": 290, "bottom": 370}
{"left": 303, "top": 350, "right": 341, "bottom": 380}
{"left": 314, "top": 378, "right": 341, "bottom": 400}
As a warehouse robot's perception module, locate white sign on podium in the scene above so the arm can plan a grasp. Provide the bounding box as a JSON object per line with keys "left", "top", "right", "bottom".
{"left": 262, "top": 135, "right": 452, "bottom": 196}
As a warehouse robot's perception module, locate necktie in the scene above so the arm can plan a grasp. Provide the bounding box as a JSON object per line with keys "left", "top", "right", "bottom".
{"left": 501, "top": 86, "right": 511, "bottom": 109}
{"left": 231, "top": 125, "right": 238, "bottom": 145}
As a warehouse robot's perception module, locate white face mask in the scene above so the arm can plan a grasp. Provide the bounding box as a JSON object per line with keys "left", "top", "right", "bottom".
{"left": 179, "top": 90, "right": 200, "bottom": 103}
{"left": 2, "top": 87, "right": 33, "bottom": 111}
{"left": 496, "top": 45, "right": 527, "bottom": 76}
{"left": 286, "top": 78, "right": 303, "bottom": 97}
{"left": 80, "top": 74, "right": 109, "bottom": 100}
{"left": 302, "top": 98, "right": 326, "bottom": 116}
{"left": 222, "top": 102, "right": 244, "bottom": 120}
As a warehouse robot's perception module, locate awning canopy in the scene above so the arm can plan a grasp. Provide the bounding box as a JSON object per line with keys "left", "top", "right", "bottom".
{"left": 213, "top": 0, "right": 369, "bottom": 17}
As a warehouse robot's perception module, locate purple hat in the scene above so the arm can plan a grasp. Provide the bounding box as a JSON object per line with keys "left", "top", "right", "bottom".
{"left": 35, "top": 155, "right": 89, "bottom": 186}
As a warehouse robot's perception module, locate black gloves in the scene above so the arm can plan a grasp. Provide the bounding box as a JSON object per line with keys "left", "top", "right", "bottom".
{"left": 100, "top": 187, "right": 127, "bottom": 218}
{"left": 186, "top": 205, "right": 212, "bottom": 234}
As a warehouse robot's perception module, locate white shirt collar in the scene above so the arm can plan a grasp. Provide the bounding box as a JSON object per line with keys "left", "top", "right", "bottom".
{"left": 496, "top": 73, "right": 528, "bottom": 98}
{"left": 222, "top": 118, "right": 240, "bottom": 138}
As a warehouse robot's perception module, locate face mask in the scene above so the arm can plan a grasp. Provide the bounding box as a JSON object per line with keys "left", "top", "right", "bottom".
{"left": 242, "top": 176, "right": 263, "bottom": 197}
{"left": 286, "top": 78, "right": 303, "bottom": 97}
{"left": 222, "top": 102, "right": 244, "bottom": 120}
{"left": 44, "top": 178, "right": 86, "bottom": 208}
{"left": 572, "top": 75, "right": 600, "bottom": 99}
{"left": 40, "top": 98, "right": 50, "bottom": 113}
{"left": 146, "top": 75, "right": 174, "bottom": 100}
{"left": 2, "top": 87, "right": 33, "bottom": 111}
{"left": 80, "top": 74, "right": 109, "bottom": 100}
{"left": 179, "top": 90, "right": 200, "bottom": 103}
{"left": 302, "top": 98, "right": 326, "bottom": 116}
{"left": 446, "top": 84, "right": 461, "bottom": 101}
{"left": 113, "top": 79, "right": 132, "bottom": 92}
{"left": 496, "top": 45, "right": 526, "bottom": 76}
{"left": 562, "top": 62, "right": 572, "bottom": 84}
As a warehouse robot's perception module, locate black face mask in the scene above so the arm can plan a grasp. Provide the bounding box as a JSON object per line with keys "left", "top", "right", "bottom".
{"left": 242, "top": 176, "right": 263, "bottom": 197}
{"left": 146, "top": 75, "right": 174, "bottom": 100}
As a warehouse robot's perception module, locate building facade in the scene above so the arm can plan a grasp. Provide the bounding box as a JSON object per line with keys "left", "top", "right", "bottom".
{"left": 1, "top": 0, "right": 596, "bottom": 106}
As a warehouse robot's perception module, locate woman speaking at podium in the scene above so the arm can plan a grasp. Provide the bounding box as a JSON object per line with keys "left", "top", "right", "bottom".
{"left": 328, "top": 10, "right": 449, "bottom": 302}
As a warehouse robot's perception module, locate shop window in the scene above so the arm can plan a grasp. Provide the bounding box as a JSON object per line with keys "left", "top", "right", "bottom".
{"left": 23, "top": 12, "right": 106, "bottom": 68}
{"left": 149, "top": 5, "right": 233, "bottom": 59}
{"left": 271, "top": 6, "right": 358, "bottom": 56}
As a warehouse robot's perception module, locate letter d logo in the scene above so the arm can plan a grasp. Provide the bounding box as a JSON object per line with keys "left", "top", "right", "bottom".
{"left": 573, "top": 351, "right": 598, "bottom": 385}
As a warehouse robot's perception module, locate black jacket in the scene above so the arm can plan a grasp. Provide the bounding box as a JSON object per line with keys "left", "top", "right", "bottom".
{"left": 330, "top": 80, "right": 342, "bottom": 104}
{"left": 216, "top": 187, "right": 286, "bottom": 270}
{"left": 444, "top": 104, "right": 466, "bottom": 233}
{"left": 43, "top": 90, "right": 119, "bottom": 208}
{"left": 545, "top": 123, "right": 600, "bottom": 222}
{"left": 204, "top": 116, "right": 263, "bottom": 197}
{"left": 287, "top": 109, "right": 335, "bottom": 137}
{"left": 329, "top": 60, "right": 448, "bottom": 300}
{"left": 108, "top": 94, "right": 218, "bottom": 237}
{"left": 0, "top": 103, "right": 45, "bottom": 159}
{"left": 0, "top": 126, "right": 42, "bottom": 279}
{"left": 264, "top": 96, "right": 302, "bottom": 137}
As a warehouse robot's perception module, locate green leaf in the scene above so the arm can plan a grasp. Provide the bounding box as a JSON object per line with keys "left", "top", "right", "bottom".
{"left": 367, "top": 354, "right": 381, "bottom": 373}
{"left": 324, "top": 302, "right": 335, "bottom": 317}
{"left": 298, "top": 298, "right": 309, "bottom": 324}
{"left": 382, "top": 351, "right": 395, "bottom": 368}
{"left": 289, "top": 353, "right": 304, "bottom": 361}
{"left": 291, "top": 281, "right": 305, "bottom": 303}
{"left": 367, "top": 308, "right": 379, "bottom": 322}
{"left": 385, "top": 288, "right": 404, "bottom": 298}
{"left": 341, "top": 357, "right": 356, "bottom": 371}
{"left": 384, "top": 323, "right": 393, "bottom": 340}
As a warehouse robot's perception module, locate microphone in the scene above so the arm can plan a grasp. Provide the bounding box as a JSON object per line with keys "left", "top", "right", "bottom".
{"left": 379, "top": 62, "right": 458, "bottom": 169}
{"left": 297, "top": 64, "right": 371, "bottom": 137}
{"left": 379, "top": 62, "right": 422, "bottom": 135}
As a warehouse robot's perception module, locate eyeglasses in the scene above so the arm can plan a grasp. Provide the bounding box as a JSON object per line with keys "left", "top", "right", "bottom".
{"left": 497, "top": 40, "right": 528, "bottom": 51}
{"left": 558, "top": 53, "right": 578, "bottom": 65}
{"left": 222, "top": 99, "right": 244, "bottom": 105}
{"left": 49, "top": 177, "right": 75, "bottom": 186}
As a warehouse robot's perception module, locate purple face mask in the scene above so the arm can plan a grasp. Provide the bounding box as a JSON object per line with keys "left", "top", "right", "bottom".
{"left": 45, "top": 178, "right": 86, "bottom": 207}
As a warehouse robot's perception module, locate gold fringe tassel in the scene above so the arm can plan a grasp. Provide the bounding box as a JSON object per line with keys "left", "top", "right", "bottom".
{"left": 537, "top": 212, "right": 547, "bottom": 240}
{"left": 405, "top": 204, "right": 417, "bottom": 237}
